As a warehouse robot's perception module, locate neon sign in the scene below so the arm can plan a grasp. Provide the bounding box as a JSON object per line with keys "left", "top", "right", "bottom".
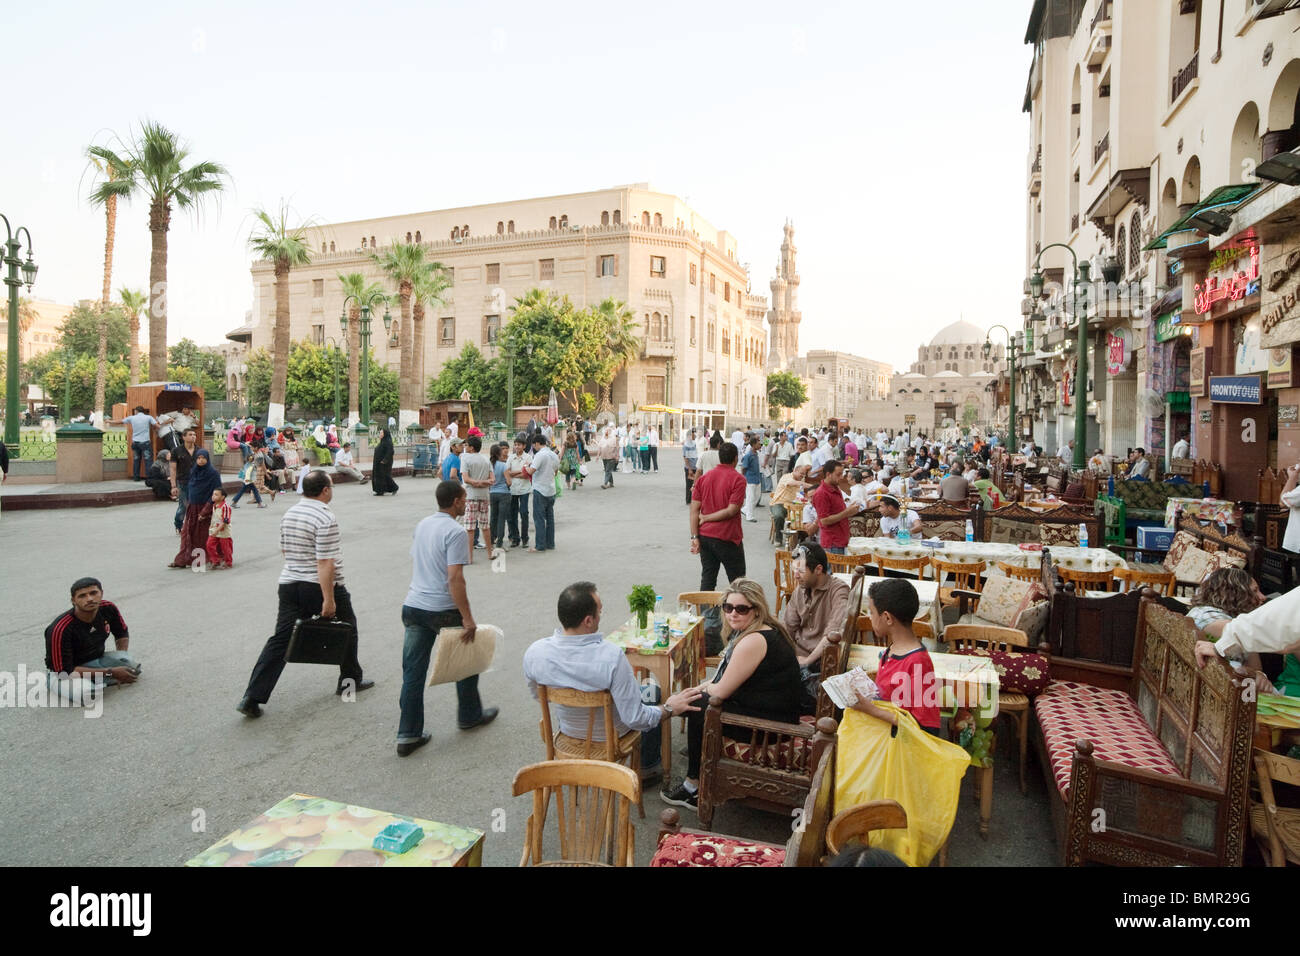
{"left": 1194, "top": 246, "right": 1259, "bottom": 315}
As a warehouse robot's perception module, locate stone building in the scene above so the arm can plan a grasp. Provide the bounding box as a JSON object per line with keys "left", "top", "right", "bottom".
{"left": 891, "top": 320, "right": 1002, "bottom": 430}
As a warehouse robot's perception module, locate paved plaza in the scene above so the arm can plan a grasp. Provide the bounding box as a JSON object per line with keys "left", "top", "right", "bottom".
{"left": 0, "top": 448, "right": 1054, "bottom": 866}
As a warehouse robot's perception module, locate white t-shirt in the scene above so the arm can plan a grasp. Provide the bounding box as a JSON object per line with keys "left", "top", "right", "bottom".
{"left": 648, "top": 428, "right": 659, "bottom": 448}
{"left": 862, "top": 479, "right": 886, "bottom": 496}
{"left": 881, "top": 510, "right": 919, "bottom": 538}
{"left": 335, "top": 449, "right": 354, "bottom": 468}
{"left": 1171, "top": 439, "right": 1190, "bottom": 459}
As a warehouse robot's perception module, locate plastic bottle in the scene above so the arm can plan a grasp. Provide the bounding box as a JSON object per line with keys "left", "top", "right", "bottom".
{"left": 654, "top": 595, "right": 668, "bottom": 646}
{"left": 965, "top": 519, "right": 974, "bottom": 543}
{"left": 1078, "top": 523, "right": 1089, "bottom": 549}
{"left": 897, "top": 511, "right": 912, "bottom": 545}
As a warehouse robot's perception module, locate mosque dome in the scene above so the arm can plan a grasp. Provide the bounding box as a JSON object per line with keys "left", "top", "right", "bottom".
{"left": 929, "top": 320, "right": 986, "bottom": 346}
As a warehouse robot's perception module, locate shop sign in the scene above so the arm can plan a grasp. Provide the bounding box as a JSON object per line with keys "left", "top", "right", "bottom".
{"left": 1155, "top": 313, "right": 1192, "bottom": 343}
{"left": 1194, "top": 246, "right": 1260, "bottom": 315}
{"left": 1208, "top": 375, "right": 1263, "bottom": 404}
{"left": 1235, "top": 316, "right": 1268, "bottom": 374}
{"left": 1269, "top": 347, "right": 1294, "bottom": 389}
{"left": 1199, "top": 410, "right": 1213, "bottom": 424}
{"left": 1106, "top": 330, "right": 1131, "bottom": 375}
{"left": 1279, "top": 405, "right": 1299, "bottom": 425}
{"left": 1189, "top": 346, "right": 1210, "bottom": 397}
{"left": 1262, "top": 249, "right": 1300, "bottom": 349}
{"left": 163, "top": 383, "right": 192, "bottom": 391}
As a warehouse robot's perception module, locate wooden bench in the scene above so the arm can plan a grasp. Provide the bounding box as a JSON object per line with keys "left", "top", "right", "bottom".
{"left": 1108, "top": 516, "right": 1257, "bottom": 592}
{"left": 983, "top": 502, "right": 1101, "bottom": 549}
{"left": 1032, "top": 597, "right": 1256, "bottom": 866}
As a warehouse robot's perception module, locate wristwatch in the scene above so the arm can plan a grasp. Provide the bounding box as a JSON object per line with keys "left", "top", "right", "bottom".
{"left": 662, "top": 703, "right": 674, "bottom": 718}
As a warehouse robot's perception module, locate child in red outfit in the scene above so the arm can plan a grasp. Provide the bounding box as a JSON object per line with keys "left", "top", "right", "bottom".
{"left": 850, "top": 577, "right": 941, "bottom": 733}
{"left": 205, "top": 488, "right": 234, "bottom": 569}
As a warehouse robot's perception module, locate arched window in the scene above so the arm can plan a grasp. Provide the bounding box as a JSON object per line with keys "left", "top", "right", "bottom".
{"left": 559, "top": 215, "right": 568, "bottom": 229}
{"left": 507, "top": 220, "right": 515, "bottom": 233}
{"left": 612, "top": 210, "right": 621, "bottom": 225}
{"left": 652, "top": 312, "right": 662, "bottom": 340}
{"left": 462, "top": 224, "right": 469, "bottom": 236}
{"left": 1129, "top": 211, "right": 1141, "bottom": 268}
{"left": 1116, "top": 226, "right": 1127, "bottom": 274}
{"left": 406, "top": 232, "right": 412, "bottom": 243}
{"left": 370, "top": 236, "right": 376, "bottom": 248}
{"left": 322, "top": 242, "right": 327, "bottom": 253}
{"left": 451, "top": 227, "right": 460, "bottom": 240}
{"left": 601, "top": 211, "right": 609, "bottom": 226}
{"left": 361, "top": 237, "right": 367, "bottom": 249}
{"left": 642, "top": 211, "right": 650, "bottom": 226}
{"left": 497, "top": 221, "right": 504, "bottom": 234}
{"left": 329, "top": 241, "right": 335, "bottom": 253}
{"left": 654, "top": 212, "right": 662, "bottom": 227}
{"left": 415, "top": 231, "right": 420, "bottom": 242}
{"left": 549, "top": 216, "right": 557, "bottom": 230}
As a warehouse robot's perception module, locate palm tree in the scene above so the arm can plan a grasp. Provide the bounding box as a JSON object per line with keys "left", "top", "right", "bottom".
{"left": 119, "top": 288, "right": 147, "bottom": 384}
{"left": 86, "top": 143, "right": 133, "bottom": 421}
{"left": 337, "top": 273, "right": 384, "bottom": 424}
{"left": 412, "top": 265, "right": 451, "bottom": 406}
{"left": 15, "top": 297, "right": 38, "bottom": 364}
{"left": 111, "top": 121, "right": 228, "bottom": 382}
{"left": 593, "top": 298, "right": 640, "bottom": 413}
{"left": 371, "top": 241, "right": 434, "bottom": 424}
{"left": 249, "top": 203, "right": 313, "bottom": 427}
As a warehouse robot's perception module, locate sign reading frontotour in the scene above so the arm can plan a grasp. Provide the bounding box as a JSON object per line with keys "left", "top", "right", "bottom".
{"left": 1208, "top": 375, "right": 1263, "bottom": 405}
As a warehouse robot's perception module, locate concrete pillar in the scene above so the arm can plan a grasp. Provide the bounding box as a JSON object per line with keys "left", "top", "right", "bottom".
{"left": 55, "top": 422, "right": 105, "bottom": 484}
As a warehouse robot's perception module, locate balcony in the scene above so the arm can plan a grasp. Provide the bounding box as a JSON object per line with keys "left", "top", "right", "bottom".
{"left": 1093, "top": 130, "right": 1110, "bottom": 166}
{"left": 1070, "top": 214, "right": 1080, "bottom": 233}
{"left": 1171, "top": 51, "right": 1198, "bottom": 104}
{"left": 1090, "top": 0, "right": 1112, "bottom": 34}
{"left": 1086, "top": 1, "right": 1112, "bottom": 72}
{"left": 642, "top": 338, "right": 676, "bottom": 359}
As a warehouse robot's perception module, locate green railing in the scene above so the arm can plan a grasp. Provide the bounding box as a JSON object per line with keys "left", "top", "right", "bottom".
{"left": 101, "top": 430, "right": 129, "bottom": 460}
{"left": 17, "top": 431, "right": 57, "bottom": 460}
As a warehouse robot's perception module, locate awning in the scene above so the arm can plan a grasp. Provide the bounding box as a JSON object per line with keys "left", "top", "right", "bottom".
{"left": 1144, "top": 183, "right": 1261, "bottom": 250}
{"left": 1147, "top": 286, "right": 1182, "bottom": 320}
{"left": 637, "top": 404, "right": 682, "bottom": 414}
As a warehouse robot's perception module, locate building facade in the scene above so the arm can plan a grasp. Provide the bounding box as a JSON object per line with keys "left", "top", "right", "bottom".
{"left": 0, "top": 299, "right": 75, "bottom": 364}
{"left": 246, "top": 185, "right": 771, "bottom": 429}
{"left": 892, "top": 320, "right": 1002, "bottom": 430}
{"left": 790, "top": 350, "right": 895, "bottom": 424}
{"left": 1015, "top": 0, "right": 1300, "bottom": 496}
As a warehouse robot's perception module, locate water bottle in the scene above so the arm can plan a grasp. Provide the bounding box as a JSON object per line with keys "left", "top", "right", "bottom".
{"left": 1078, "top": 523, "right": 1089, "bottom": 549}
{"left": 897, "top": 514, "right": 912, "bottom": 545}
{"left": 654, "top": 595, "right": 668, "bottom": 646}
{"left": 965, "top": 519, "right": 974, "bottom": 543}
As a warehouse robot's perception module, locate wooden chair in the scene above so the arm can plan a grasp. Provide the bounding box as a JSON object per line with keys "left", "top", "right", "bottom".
{"left": 945, "top": 623, "right": 1044, "bottom": 796}
{"left": 931, "top": 558, "right": 986, "bottom": 609}
{"left": 825, "top": 799, "right": 908, "bottom": 857}
{"left": 874, "top": 554, "right": 932, "bottom": 581}
{"left": 773, "top": 550, "right": 796, "bottom": 613}
{"left": 512, "top": 759, "right": 639, "bottom": 866}
{"left": 677, "top": 590, "right": 725, "bottom": 675}
{"left": 1057, "top": 566, "right": 1117, "bottom": 594}
{"left": 1112, "top": 567, "right": 1176, "bottom": 597}
{"left": 1252, "top": 749, "right": 1300, "bottom": 868}
{"left": 537, "top": 685, "right": 644, "bottom": 818}
{"left": 997, "top": 561, "right": 1041, "bottom": 582}
{"left": 827, "top": 552, "right": 873, "bottom": 575}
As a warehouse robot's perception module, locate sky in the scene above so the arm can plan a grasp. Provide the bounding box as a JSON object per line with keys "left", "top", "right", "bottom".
{"left": 6, "top": 0, "right": 1033, "bottom": 373}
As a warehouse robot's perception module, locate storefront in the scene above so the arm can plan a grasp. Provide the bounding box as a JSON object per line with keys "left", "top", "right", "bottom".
{"left": 1261, "top": 236, "right": 1300, "bottom": 470}
{"left": 1142, "top": 297, "right": 1196, "bottom": 466}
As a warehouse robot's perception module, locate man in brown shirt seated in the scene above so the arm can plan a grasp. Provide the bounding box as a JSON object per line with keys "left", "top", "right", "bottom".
{"left": 782, "top": 541, "right": 851, "bottom": 675}
{"left": 939, "top": 464, "right": 971, "bottom": 502}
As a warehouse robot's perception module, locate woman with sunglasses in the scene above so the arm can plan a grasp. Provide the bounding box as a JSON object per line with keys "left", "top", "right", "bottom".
{"left": 661, "top": 578, "right": 803, "bottom": 812}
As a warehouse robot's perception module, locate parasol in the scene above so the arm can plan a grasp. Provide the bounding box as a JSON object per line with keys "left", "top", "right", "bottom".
{"left": 547, "top": 388, "right": 559, "bottom": 425}
{"left": 460, "top": 389, "right": 475, "bottom": 429}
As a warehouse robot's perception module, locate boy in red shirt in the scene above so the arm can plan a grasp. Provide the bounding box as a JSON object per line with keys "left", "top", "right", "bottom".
{"left": 851, "top": 577, "right": 940, "bottom": 733}
{"left": 205, "top": 487, "right": 235, "bottom": 569}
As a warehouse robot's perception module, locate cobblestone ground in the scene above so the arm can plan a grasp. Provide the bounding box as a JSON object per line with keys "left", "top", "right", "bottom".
{"left": 0, "top": 449, "right": 1055, "bottom": 866}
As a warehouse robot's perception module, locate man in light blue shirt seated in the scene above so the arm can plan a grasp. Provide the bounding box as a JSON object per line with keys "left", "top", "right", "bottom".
{"left": 523, "top": 581, "right": 702, "bottom": 783}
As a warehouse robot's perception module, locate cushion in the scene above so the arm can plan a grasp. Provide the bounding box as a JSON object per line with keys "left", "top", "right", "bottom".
{"left": 1039, "top": 523, "right": 1080, "bottom": 546}
{"left": 1015, "top": 599, "right": 1050, "bottom": 642}
{"left": 1033, "top": 680, "right": 1181, "bottom": 798}
{"left": 971, "top": 577, "right": 1033, "bottom": 628}
{"left": 1209, "top": 550, "right": 1246, "bottom": 572}
{"left": 849, "top": 513, "right": 881, "bottom": 538}
{"left": 989, "top": 518, "right": 1038, "bottom": 545}
{"left": 1161, "top": 531, "right": 1200, "bottom": 573}
{"left": 650, "top": 832, "right": 785, "bottom": 867}
{"left": 722, "top": 736, "right": 811, "bottom": 773}
{"left": 1172, "top": 546, "right": 1216, "bottom": 585}
{"left": 953, "top": 647, "right": 1051, "bottom": 695}
{"left": 923, "top": 520, "right": 966, "bottom": 541}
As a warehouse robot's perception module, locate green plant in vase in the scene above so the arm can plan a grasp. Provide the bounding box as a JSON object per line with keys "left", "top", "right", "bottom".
{"left": 627, "top": 584, "right": 657, "bottom": 632}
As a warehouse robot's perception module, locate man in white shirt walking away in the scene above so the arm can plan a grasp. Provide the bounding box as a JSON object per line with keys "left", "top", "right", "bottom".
{"left": 529, "top": 435, "right": 561, "bottom": 553}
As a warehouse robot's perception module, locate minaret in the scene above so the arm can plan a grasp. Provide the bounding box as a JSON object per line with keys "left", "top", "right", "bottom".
{"left": 766, "top": 220, "right": 802, "bottom": 371}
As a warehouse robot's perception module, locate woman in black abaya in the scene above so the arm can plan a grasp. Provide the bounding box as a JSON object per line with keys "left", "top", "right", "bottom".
{"left": 371, "top": 428, "right": 399, "bottom": 496}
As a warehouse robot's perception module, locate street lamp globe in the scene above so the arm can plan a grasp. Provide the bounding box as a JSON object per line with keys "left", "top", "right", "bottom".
{"left": 22, "top": 257, "right": 37, "bottom": 291}
{"left": 339, "top": 309, "right": 348, "bottom": 331}
{"left": 1101, "top": 255, "right": 1121, "bottom": 285}
{"left": 1029, "top": 270, "right": 1045, "bottom": 300}
{"left": 982, "top": 339, "right": 992, "bottom": 359}
{"left": 382, "top": 309, "right": 393, "bottom": 332}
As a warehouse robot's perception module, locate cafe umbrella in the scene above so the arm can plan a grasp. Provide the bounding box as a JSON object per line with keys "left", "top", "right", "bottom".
{"left": 546, "top": 387, "right": 559, "bottom": 426}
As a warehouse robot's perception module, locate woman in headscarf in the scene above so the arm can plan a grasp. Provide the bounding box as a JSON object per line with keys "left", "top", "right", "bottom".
{"left": 326, "top": 424, "right": 341, "bottom": 450}
{"left": 263, "top": 425, "right": 281, "bottom": 453}
{"left": 371, "top": 427, "right": 399, "bottom": 496}
{"left": 170, "top": 448, "right": 222, "bottom": 568}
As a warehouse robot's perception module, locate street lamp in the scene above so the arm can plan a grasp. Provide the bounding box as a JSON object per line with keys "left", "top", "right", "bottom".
{"left": 1, "top": 214, "right": 36, "bottom": 453}
{"left": 324, "top": 336, "right": 342, "bottom": 424}
{"left": 983, "top": 325, "right": 1021, "bottom": 444}
{"left": 340, "top": 292, "right": 391, "bottom": 435}
{"left": 1029, "top": 243, "right": 1092, "bottom": 472}
{"left": 500, "top": 337, "right": 533, "bottom": 433}
{"left": 62, "top": 344, "right": 74, "bottom": 422}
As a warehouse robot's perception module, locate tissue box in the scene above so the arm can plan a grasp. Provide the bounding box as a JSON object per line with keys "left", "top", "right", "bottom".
{"left": 373, "top": 820, "right": 425, "bottom": 854}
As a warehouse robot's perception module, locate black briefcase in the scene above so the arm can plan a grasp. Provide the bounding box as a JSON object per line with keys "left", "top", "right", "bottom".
{"left": 285, "top": 616, "right": 356, "bottom": 666}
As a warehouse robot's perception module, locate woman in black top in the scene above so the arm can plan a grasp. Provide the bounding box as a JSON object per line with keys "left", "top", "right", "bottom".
{"left": 661, "top": 578, "right": 803, "bottom": 811}
{"left": 371, "top": 427, "right": 399, "bottom": 496}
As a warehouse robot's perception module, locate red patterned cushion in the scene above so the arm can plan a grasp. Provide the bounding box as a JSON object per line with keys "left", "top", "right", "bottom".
{"left": 953, "top": 647, "right": 1051, "bottom": 696}
{"left": 650, "top": 832, "right": 786, "bottom": 866}
{"left": 1033, "top": 680, "right": 1180, "bottom": 799}
{"left": 722, "top": 736, "right": 811, "bottom": 772}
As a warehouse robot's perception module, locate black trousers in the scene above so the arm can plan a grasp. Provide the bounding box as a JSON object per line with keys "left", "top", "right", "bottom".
{"left": 684, "top": 466, "right": 695, "bottom": 505}
{"left": 698, "top": 535, "right": 746, "bottom": 591}
{"left": 243, "top": 580, "right": 363, "bottom": 703}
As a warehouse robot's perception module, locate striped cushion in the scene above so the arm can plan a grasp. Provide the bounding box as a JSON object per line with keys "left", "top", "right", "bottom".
{"left": 1033, "top": 680, "right": 1180, "bottom": 799}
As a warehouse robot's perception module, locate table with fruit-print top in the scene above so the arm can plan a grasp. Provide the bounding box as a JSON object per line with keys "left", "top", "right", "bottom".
{"left": 185, "top": 793, "right": 484, "bottom": 867}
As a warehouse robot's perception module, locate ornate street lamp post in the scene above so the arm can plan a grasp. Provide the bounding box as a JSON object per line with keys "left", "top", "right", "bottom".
{"left": 983, "top": 326, "right": 1020, "bottom": 443}
{"left": 62, "top": 343, "right": 74, "bottom": 422}
{"left": 324, "top": 336, "right": 342, "bottom": 424}
{"left": 1, "top": 215, "right": 37, "bottom": 453}
{"left": 1029, "top": 244, "right": 1091, "bottom": 472}
{"left": 340, "top": 292, "right": 391, "bottom": 435}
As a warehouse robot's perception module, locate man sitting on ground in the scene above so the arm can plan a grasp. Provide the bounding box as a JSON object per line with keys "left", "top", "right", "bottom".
{"left": 522, "top": 581, "right": 702, "bottom": 784}
{"left": 45, "top": 577, "right": 140, "bottom": 699}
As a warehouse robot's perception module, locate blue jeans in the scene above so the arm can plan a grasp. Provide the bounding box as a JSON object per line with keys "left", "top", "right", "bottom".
{"left": 532, "top": 490, "right": 556, "bottom": 551}
{"left": 173, "top": 485, "right": 189, "bottom": 530}
{"left": 489, "top": 492, "right": 510, "bottom": 548}
{"left": 826, "top": 546, "right": 846, "bottom": 555}
{"left": 131, "top": 441, "right": 152, "bottom": 479}
{"left": 398, "top": 605, "right": 484, "bottom": 742}
{"left": 508, "top": 493, "right": 529, "bottom": 546}
{"left": 232, "top": 482, "right": 262, "bottom": 505}
{"left": 47, "top": 650, "right": 140, "bottom": 702}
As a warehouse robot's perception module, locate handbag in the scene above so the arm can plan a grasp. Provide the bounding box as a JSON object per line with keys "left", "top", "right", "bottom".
{"left": 554, "top": 473, "right": 563, "bottom": 498}
{"left": 428, "top": 624, "right": 500, "bottom": 686}
{"left": 761, "top": 474, "right": 774, "bottom": 493}
{"left": 285, "top": 615, "right": 357, "bottom": 665}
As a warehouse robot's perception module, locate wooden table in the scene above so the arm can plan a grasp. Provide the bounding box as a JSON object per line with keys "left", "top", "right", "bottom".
{"left": 835, "top": 574, "right": 942, "bottom": 637}
{"left": 847, "top": 537, "right": 1127, "bottom": 574}
{"left": 185, "top": 793, "right": 485, "bottom": 867}
{"left": 605, "top": 616, "right": 705, "bottom": 776}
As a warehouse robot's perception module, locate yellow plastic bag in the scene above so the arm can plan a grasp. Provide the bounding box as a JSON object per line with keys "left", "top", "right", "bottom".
{"left": 834, "top": 703, "right": 971, "bottom": 867}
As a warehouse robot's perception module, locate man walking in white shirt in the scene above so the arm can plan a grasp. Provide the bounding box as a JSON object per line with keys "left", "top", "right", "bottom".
{"left": 648, "top": 426, "right": 660, "bottom": 473}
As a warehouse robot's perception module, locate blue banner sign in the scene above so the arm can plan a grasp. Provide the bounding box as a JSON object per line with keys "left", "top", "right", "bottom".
{"left": 163, "top": 383, "right": 192, "bottom": 391}
{"left": 1208, "top": 375, "right": 1262, "bottom": 404}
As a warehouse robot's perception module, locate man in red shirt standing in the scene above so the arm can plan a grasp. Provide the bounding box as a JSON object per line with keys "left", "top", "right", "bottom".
{"left": 689, "top": 440, "right": 747, "bottom": 601}
{"left": 812, "top": 460, "right": 861, "bottom": 555}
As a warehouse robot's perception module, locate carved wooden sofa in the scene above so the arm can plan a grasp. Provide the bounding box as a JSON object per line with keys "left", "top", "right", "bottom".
{"left": 1109, "top": 478, "right": 1195, "bottom": 527}
{"left": 983, "top": 502, "right": 1101, "bottom": 550}
{"left": 1032, "top": 598, "right": 1256, "bottom": 866}
{"left": 1108, "top": 517, "right": 1255, "bottom": 594}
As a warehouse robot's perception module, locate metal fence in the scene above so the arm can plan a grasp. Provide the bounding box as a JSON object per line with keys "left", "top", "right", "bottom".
{"left": 12, "top": 427, "right": 131, "bottom": 461}
{"left": 102, "top": 429, "right": 129, "bottom": 460}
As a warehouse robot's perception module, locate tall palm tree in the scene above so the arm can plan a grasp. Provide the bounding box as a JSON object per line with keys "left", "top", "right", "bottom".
{"left": 249, "top": 202, "right": 313, "bottom": 428}
{"left": 411, "top": 265, "right": 451, "bottom": 406}
{"left": 110, "top": 121, "right": 228, "bottom": 382}
{"left": 16, "top": 297, "right": 38, "bottom": 364}
{"left": 86, "top": 144, "right": 133, "bottom": 420}
{"left": 119, "top": 288, "right": 147, "bottom": 384}
{"left": 593, "top": 298, "right": 640, "bottom": 413}
{"left": 337, "top": 273, "right": 384, "bottom": 425}
{"left": 371, "top": 241, "right": 433, "bottom": 424}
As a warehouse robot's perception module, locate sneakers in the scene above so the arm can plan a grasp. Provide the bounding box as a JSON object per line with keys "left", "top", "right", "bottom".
{"left": 660, "top": 780, "right": 699, "bottom": 811}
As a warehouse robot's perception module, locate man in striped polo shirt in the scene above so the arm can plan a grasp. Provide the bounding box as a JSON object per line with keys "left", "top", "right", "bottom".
{"left": 237, "top": 470, "right": 373, "bottom": 717}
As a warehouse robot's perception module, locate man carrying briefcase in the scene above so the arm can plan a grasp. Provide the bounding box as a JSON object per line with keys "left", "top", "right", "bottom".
{"left": 237, "top": 470, "right": 373, "bottom": 717}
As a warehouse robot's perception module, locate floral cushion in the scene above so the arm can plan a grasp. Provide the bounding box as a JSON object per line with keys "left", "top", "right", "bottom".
{"left": 1039, "top": 523, "right": 1080, "bottom": 546}
{"left": 1209, "top": 550, "right": 1246, "bottom": 571}
{"left": 1161, "top": 531, "right": 1200, "bottom": 572}
{"left": 849, "top": 513, "right": 881, "bottom": 538}
{"left": 970, "top": 577, "right": 1033, "bottom": 628}
{"left": 953, "top": 647, "right": 1050, "bottom": 696}
{"left": 922, "top": 520, "right": 966, "bottom": 542}
{"left": 1033, "top": 680, "right": 1180, "bottom": 798}
{"left": 721, "top": 714, "right": 816, "bottom": 772}
{"left": 989, "top": 518, "right": 1038, "bottom": 545}
{"left": 1172, "top": 546, "right": 1216, "bottom": 585}
{"left": 650, "top": 833, "right": 785, "bottom": 867}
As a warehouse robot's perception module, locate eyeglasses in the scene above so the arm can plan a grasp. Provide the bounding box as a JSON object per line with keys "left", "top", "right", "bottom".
{"left": 722, "top": 602, "right": 755, "bottom": 615}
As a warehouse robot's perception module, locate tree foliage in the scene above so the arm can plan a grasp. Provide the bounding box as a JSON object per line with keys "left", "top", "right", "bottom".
{"left": 427, "top": 343, "right": 506, "bottom": 411}
{"left": 246, "top": 342, "right": 398, "bottom": 422}
{"left": 57, "top": 303, "right": 131, "bottom": 362}
{"left": 767, "top": 370, "right": 808, "bottom": 411}
{"left": 167, "top": 338, "right": 227, "bottom": 399}
{"left": 500, "top": 290, "right": 608, "bottom": 414}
